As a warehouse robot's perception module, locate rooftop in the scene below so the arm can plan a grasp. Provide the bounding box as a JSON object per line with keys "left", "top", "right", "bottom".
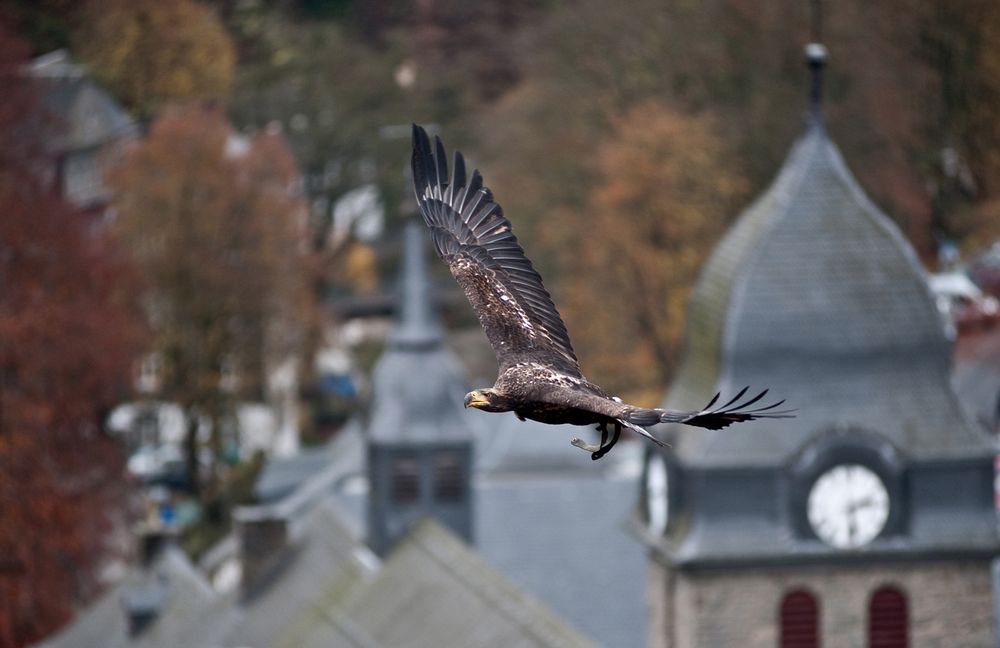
{"left": 661, "top": 121, "right": 993, "bottom": 467}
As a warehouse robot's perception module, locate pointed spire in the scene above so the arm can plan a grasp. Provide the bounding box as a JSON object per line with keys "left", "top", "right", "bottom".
{"left": 805, "top": 42, "right": 828, "bottom": 124}
{"left": 805, "top": 0, "right": 827, "bottom": 124}
{"left": 388, "top": 218, "right": 443, "bottom": 348}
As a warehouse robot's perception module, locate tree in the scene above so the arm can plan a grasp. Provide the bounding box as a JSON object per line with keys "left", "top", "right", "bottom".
{"left": 0, "top": 0, "right": 77, "bottom": 55}
{"left": 908, "top": 0, "right": 1000, "bottom": 250}
{"left": 191, "top": 1, "right": 546, "bottom": 434}
{"left": 71, "top": 0, "right": 235, "bottom": 117}
{"left": 559, "top": 102, "right": 746, "bottom": 401}
{"left": 0, "top": 23, "right": 145, "bottom": 647}
{"left": 110, "top": 105, "right": 306, "bottom": 501}
{"left": 224, "top": 10, "right": 411, "bottom": 436}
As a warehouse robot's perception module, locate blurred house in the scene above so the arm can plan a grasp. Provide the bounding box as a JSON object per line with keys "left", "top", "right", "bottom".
{"left": 952, "top": 243, "right": 1000, "bottom": 445}
{"left": 953, "top": 326, "right": 1000, "bottom": 437}
{"left": 107, "top": 399, "right": 297, "bottom": 490}
{"left": 635, "top": 47, "right": 999, "bottom": 648}
{"left": 928, "top": 270, "right": 1000, "bottom": 339}
{"left": 28, "top": 50, "right": 138, "bottom": 215}
{"left": 969, "top": 242, "right": 1000, "bottom": 298}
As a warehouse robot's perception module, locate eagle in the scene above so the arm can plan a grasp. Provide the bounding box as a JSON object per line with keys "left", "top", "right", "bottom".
{"left": 410, "top": 124, "right": 792, "bottom": 460}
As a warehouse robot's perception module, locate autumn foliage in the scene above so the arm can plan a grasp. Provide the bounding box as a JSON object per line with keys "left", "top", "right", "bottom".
{"left": 556, "top": 103, "right": 747, "bottom": 401}
{"left": 0, "top": 25, "right": 145, "bottom": 648}
{"left": 110, "top": 105, "right": 306, "bottom": 498}
{"left": 72, "top": 0, "right": 234, "bottom": 117}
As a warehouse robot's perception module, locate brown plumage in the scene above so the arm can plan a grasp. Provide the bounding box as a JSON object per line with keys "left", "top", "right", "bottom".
{"left": 411, "top": 124, "right": 793, "bottom": 459}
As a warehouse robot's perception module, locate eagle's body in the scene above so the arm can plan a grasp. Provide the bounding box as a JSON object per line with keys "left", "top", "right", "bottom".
{"left": 411, "top": 125, "right": 792, "bottom": 459}
{"left": 495, "top": 363, "right": 614, "bottom": 425}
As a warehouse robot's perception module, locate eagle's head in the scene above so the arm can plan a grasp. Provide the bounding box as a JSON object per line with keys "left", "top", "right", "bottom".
{"left": 464, "top": 389, "right": 511, "bottom": 413}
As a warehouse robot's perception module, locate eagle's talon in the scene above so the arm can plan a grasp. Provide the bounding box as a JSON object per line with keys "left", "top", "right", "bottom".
{"left": 570, "top": 437, "right": 601, "bottom": 453}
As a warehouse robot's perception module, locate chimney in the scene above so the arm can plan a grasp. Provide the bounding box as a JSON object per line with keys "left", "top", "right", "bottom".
{"left": 134, "top": 522, "right": 178, "bottom": 565}
{"left": 234, "top": 509, "right": 290, "bottom": 599}
{"left": 120, "top": 579, "right": 167, "bottom": 638}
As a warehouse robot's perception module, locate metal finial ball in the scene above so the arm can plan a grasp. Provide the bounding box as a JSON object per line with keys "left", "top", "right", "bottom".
{"left": 805, "top": 42, "right": 828, "bottom": 65}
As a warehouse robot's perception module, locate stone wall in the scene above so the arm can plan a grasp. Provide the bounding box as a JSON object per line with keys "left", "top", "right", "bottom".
{"left": 650, "top": 560, "right": 995, "bottom": 648}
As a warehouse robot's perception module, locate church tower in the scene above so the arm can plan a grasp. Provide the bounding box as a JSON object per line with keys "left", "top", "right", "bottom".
{"left": 366, "top": 221, "right": 474, "bottom": 557}
{"left": 637, "top": 44, "right": 999, "bottom": 648}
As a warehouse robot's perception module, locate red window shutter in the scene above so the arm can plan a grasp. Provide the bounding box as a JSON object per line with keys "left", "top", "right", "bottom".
{"left": 868, "top": 586, "right": 908, "bottom": 648}
{"left": 780, "top": 590, "right": 819, "bottom": 648}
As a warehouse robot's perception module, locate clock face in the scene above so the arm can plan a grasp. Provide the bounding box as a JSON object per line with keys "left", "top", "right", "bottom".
{"left": 645, "top": 453, "right": 669, "bottom": 535}
{"left": 807, "top": 463, "right": 889, "bottom": 549}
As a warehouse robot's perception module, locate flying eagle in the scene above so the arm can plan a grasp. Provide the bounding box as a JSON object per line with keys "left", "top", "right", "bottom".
{"left": 411, "top": 124, "right": 792, "bottom": 460}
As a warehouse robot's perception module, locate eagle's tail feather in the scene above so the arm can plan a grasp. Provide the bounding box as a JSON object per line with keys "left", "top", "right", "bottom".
{"left": 657, "top": 387, "right": 796, "bottom": 430}
{"left": 619, "top": 388, "right": 794, "bottom": 434}
{"left": 617, "top": 416, "right": 670, "bottom": 448}
{"left": 622, "top": 407, "right": 662, "bottom": 427}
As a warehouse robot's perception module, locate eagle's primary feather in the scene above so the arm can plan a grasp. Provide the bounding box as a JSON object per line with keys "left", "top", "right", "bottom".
{"left": 411, "top": 124, "right": 793, "bottom": 458}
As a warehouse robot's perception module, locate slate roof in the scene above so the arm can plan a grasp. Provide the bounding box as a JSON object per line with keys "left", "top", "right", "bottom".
{"left": 223, "top": 502, "right": 377, "bottom": 648}
{"left": 37, "top": 501, "right": 595, "bottom": 648}
{"left": 475, "top": 444, "right": 647, "bottom": 648}
{"left": 368, "top": 221, "right": 476, "bottom": 443}
{"left": 254, "top": 418, "right": 365, "bottom": 504}
{"left": 29, "top": 50, "right": 137, "bottom": 153}
{"left": 334, "top": 519, "right": 596, "bottom": 648}
{"left": 661, "top": 120, "right": 993, "bottom": 467}
{"left": 35, "top": 545, "right": 233, "bottom": 648}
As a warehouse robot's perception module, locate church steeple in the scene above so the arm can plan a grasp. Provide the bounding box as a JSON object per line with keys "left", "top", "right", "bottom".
{"left": 642, "top": 13, "right": 998, "bottom": 645}
{"left": 366, "top": 219, "right": 474, "bottom": 557}
{"left": 388, "top": 220, "right": 442, "bottom": 348}
{"left": 649, "top": 19, "right": 996, "bottom": 475}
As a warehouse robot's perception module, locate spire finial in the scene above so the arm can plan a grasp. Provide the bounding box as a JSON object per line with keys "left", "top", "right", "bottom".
{"left": 805, "top": 0, "right": 827, "bottom": 122}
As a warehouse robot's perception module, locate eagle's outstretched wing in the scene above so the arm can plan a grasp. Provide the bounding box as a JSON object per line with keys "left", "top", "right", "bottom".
{"left": 411, "top": 124, "right": 580, "bottom": 376}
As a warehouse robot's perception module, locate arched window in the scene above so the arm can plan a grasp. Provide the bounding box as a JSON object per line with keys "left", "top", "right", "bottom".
{"left": 868, "top": 586, "right": 908, "bottom": 648}
{"left": 779, "top": 590, "right": 819, "bottom": 648}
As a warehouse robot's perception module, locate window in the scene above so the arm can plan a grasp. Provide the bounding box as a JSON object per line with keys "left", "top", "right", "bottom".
{"left": 780, "top": 590, "right": 819, "bottom": 648}
{"left": 433, "top": 453, "right": 464, "bottom": 502}
{"left": 868, "top": 586, "right": 907, "bottom": 648}
{"left": 391, "top": 457, "right": 420, "bottom": 504}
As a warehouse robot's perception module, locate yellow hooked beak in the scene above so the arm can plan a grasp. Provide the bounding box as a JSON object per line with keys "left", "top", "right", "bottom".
{"left": 464, "top": 391, "right": 489, "bottom": 409}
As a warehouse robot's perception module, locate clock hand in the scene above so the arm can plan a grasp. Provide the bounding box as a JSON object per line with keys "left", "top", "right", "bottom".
{"left": 848, "top": 496, "right": 875, "bottom": 511}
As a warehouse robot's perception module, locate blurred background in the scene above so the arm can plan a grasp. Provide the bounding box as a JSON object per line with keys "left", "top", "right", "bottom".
{"left": 3, "top": 1, "right": 1000, "bottom": 647}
